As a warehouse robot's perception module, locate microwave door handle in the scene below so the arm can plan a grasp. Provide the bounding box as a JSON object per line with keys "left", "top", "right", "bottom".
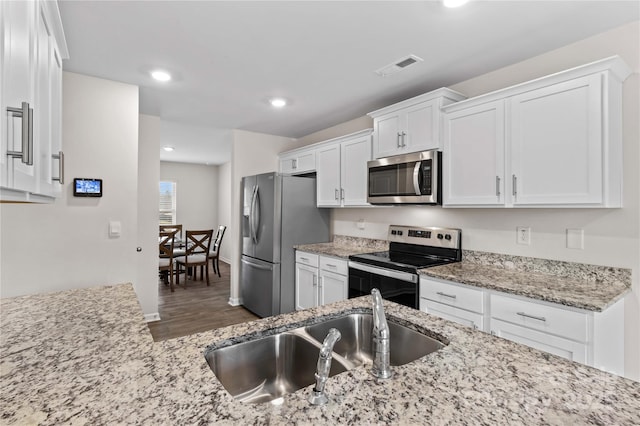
{"left": 412, "top": 162, "right": 421, "bottom": 195}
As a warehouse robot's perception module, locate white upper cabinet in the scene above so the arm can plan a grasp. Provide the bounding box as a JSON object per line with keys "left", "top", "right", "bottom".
{"left": 316, "top": 129, "right": 372, "bottom": 207}
{"left": 1, "top": 0, "right": 68, "bottom": 202}
{"left": 279, "top": 148, "right": 316, "bottom": 175}
{"left": 368, "top": 88, "right": 466, "bottom": 158}
{"left": 442, "top": 56, "right": 631, "bottom": 208}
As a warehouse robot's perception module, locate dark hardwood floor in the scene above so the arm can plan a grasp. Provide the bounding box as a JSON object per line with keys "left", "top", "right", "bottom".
{"left": 147, "top": 261, "right": 258, "bottom": 341}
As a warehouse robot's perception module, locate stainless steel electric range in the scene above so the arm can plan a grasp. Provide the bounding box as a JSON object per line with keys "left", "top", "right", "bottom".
{"left": 348, "top": 225, "right": 462, "bottom": 309}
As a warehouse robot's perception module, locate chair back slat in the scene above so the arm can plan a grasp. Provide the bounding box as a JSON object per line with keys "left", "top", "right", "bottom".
{"left": 211, "top": 225, "right": 227, "bottom": 253}
{"left": 160, "top": 224, "right": 183, "bottom": 241}
{"left": 159, "top": 229, "right": 178, "bottom": 258}
{"left": 185, "top": 229, "right": 213, "bottom": 256}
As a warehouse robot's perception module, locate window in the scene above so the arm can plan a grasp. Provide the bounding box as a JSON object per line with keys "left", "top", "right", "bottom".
{"left": 159, "top": 181, "right": 177, "bottom": 225}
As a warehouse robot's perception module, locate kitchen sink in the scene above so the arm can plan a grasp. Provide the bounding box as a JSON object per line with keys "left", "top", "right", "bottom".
{"left": 305, "top": 313, "right": 444, "bottom": 367}
{"left": 205, "top": 311, "right": 445, "bottom": 403}
{"left": 204, "top": 332, "right": 347, "bottom": 404}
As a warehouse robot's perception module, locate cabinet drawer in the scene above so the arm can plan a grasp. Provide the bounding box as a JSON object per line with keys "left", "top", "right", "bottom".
{"left": 420, "top": 278, "right": 484, "bottom": 314}
{"left": 319, "top": 256, "right": 348, "bottom": 275}
{"left": 491, "top": 294, "right": 587, "bottom": 342}
{"left": 420, "top": 299, "right": 484, "bottom": 331}
{"left": 296, "top": 251, "right": 319, "bottom": 267}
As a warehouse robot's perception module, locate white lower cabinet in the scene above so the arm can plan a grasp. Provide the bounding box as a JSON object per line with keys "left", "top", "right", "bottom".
{"left": 419, "top": 276, "right": 624, "bottom": 376}
{"left": 419, "top": 277, "right": 486, "bottom": 331}
{"left": 295, "top": 251, "right": 347, "bottom": 310}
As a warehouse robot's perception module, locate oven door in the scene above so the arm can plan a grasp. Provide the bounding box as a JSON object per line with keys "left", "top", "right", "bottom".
{"left": 348, "top": 261, "right": 418, "bottom": 309}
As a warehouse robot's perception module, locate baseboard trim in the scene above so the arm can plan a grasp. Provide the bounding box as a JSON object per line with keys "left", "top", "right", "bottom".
{"left": 144, "top": 312, "right": 161, "bottom": 323}
{"left": 220, "top": 256, "right": 231, "bottom": 264}
{"left": 228, "top": 297, "right": 242, "bottom": 306}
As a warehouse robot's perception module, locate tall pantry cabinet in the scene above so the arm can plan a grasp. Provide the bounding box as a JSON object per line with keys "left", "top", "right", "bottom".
{"left": 1, "top": 0, "right": 68, "bottom": 202}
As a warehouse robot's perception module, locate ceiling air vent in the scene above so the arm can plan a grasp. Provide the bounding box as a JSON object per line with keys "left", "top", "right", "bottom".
{"left": 375, "top": 54, "right": 424, "bottom": 77}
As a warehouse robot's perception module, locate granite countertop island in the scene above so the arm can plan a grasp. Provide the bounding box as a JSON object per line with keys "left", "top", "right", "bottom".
{"left": 1, "top": 284, "right": 639, "bottom": 425}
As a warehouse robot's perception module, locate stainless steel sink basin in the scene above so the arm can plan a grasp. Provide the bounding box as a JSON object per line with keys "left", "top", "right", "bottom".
{"left": 305, "top": 313, "right": 444, "bottom": 367}
{"left": 205, "top": 311, "right": 445, "bottom": 403}
{"left": 204, "top": 332, "right": 347, "bottom": 404}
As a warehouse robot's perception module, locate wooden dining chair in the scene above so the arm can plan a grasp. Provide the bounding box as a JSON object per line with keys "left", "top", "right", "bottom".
{"left": 208, "top": 225, "right": 227, "bottom": 278}
{"left": 160, "top": 224, "right": 185, "bottom": 256}
{"left": 175, "top": 229, "right": 213, "bottom": 288}
{"left": 159, "top": 229, "right": 179, "bottom": 292}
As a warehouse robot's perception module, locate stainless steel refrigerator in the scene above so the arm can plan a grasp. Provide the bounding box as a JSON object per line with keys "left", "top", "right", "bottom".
{"left": 240, "top": 172, "right": 330, "bottom": 317}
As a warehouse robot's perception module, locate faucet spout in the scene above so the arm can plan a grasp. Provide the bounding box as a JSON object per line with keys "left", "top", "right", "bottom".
{"left": 309, "top": 328, "right": 341, "bottom": 406}
{"left": 371, "top": 289, "right": 392, "bottom": 379}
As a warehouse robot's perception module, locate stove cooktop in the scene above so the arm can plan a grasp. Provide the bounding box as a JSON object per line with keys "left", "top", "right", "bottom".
{"left": 349, "top": 251, "right": 456, "bottom": 273}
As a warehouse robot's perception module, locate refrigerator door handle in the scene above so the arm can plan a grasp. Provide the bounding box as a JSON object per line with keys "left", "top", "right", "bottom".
{"left": 241, "top": 257, "right": 272, "bottom": 271}
{"left": 250, "top": 185, "right": 259, "bottom": 244}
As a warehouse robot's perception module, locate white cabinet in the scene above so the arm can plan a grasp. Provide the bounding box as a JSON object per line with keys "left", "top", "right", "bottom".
{"left": 420, "top": 275, "right": 624, "bottom": 375}
{"left": 279, "top": 148, "right": 316, "bottom": 175}
{"left": 1, "top": 0, "right": 67, "bottom": 202}
{"left": 442, "top": 56, "right": 631, "bottom": 208}
{"left": 295, "top": 251, "right": 347, "bottom": 310}
{"left": 419, "top": 277, "right": 486, "bottom": 331}
{"left": 368, "top": 88, "right": 466, "bottom": 158}
{"left": 316, "top": 129, "right": 372, "bottom": 207}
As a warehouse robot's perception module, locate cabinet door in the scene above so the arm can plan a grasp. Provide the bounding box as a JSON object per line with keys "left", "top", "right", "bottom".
{"left": 509, "top": 75, "right": 603, "bottom": 206}
{"left": 340, "top": 135, "right": 371, "bottom": 206}
{"left": 34, "top": 4, "right": 53, "bottom": 196}
{"left": 490, "top": 318, "right": 587, "bottom": 364}
{"left": 295, "top": 151, "right": 316, "bottom": 173}
{"left": 373, "top": 112, "right": 402, "bottom": 158}
{"left": 316, "top": 143, "right": 341, "bottom": 207}
{"left": 279, "top": 154, "right": 296, "bottom": 174}
{"left": 404, "top": 100, "right": 439, "bottom": 152}
{"left": 319, "top": 271, "right": 347, "bottom": 306}
{"left": 443, "top": 100, "right": 505, "bottom": 206}
{"left": 1, "top": 0, "right": 37, "bottom": 192}
{"left": 295, "top": 263, "right": 317, "bottom": 310}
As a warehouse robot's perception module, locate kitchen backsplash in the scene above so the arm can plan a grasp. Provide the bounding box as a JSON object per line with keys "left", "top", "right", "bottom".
{"left": 332, "top": 234, "right": 389, "bottom": 251}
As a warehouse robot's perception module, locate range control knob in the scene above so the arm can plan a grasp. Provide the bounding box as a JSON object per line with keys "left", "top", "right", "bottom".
{"left": 445, "top": 234, "right": 452, "bottom": 241}
{"left": 437, "top": 233, "right": 444, "bottom": 239}
{"left": 398, "top": 231, "right": 403, "bottom": 236}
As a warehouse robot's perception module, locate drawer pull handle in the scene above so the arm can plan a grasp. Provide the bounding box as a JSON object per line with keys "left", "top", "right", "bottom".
{"left": 436, "top": 292, "right": 457, "bottom": 299}
{"left": 300, "top": 257, "right": 309, "bottom": 262}
{"left": 516, "top": 312, "right": 546, "bottom": 322}
{"left": 326, "top": 264, "right": 337, "bottom": 268}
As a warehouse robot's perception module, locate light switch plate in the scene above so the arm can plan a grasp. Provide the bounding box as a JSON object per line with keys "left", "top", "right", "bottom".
{"left": 109, "top": 221, "right": 121, "bottom": 238}
{"left": 567, "top": 228, "right": 584, "bottom": 249}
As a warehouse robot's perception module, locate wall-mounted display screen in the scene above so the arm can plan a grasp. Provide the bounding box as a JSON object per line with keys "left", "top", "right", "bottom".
{"left": 74, "top": 178, "right": 103, "bottom": 197}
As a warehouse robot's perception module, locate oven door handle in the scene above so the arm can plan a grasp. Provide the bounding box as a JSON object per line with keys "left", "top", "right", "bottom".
{"left": 349, "top": 261, "right": 418, "bottom": 283}
{"left": 412, "top": 161, "right": 421, "bottom": 195}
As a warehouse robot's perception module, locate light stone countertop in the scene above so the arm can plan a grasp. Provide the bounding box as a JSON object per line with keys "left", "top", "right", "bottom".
{"left": 1, "top": 284, "right": 639, "bottom": 425}
{"left": 296, "top": 238, "right": 631, "bottom": 313}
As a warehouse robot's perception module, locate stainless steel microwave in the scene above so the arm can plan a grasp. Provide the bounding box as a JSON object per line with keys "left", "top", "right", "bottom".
{"left": 367, "top": 150, "right": 441, "bottom": 205}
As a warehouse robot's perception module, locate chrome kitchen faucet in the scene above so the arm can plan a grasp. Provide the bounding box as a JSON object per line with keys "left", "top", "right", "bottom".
{"left": 371, "top": 288, "right": 392, "bottom": 379}
{"left": 309, "top": 328, "right": 341, "bottom": 406}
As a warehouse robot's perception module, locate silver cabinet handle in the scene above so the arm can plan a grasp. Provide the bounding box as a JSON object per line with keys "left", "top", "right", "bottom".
{"left": 300, "top": 257, "right": 310, "bottom": 262}
{"left": 495, "top": 176, "right": 500, "bottom": 197}
{"left": 325, "top": 264, "right": 337, "bottom": 268}
{"left": 516, "top": 312, "right": 546, "bottom": 322}
{"left": 334, "top": 188, "right": 339, "bottom": 200}
{"left": 401, "top": 131, "right": 407, "bottom": 147}
{"left": 52, "top": 151, "right": 64, "bottom": 184}
{"left": 512, "top": 174, "right": 517, "bottom": 197}
{"left": 292, "top": 158, "right": 297, "bottom": 170}
{"left": 396, "top": 132, "right": 401, "bottom": 148}
{"left": 436, "top": 291, "right": 457, "bottom": 299}
{"left": 340, "top": 188, "right": 344, "bottom": 200}
{"left": 7, "top": 102, "right": 33, "bottom": 165}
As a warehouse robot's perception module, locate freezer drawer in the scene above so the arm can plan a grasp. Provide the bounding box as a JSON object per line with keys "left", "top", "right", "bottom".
{"left": 240, "top": 255, "right": 281, "bottom": 318}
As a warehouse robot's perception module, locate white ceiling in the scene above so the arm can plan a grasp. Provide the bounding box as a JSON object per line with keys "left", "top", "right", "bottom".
{"left": 58, "top": 1, "right": 639, "bottom": 165}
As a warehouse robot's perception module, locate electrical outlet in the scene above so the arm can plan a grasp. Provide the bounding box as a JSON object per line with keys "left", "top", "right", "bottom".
{"left": 357, "top": 219, "right": 365, "bottom": 230}
{"left": 516, "top": 226, "right": 531, "bottom": 245}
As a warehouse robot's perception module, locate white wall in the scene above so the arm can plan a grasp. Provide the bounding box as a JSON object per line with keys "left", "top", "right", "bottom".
{"left": 228, "top": 130, "right": 297, "bottom": 304}
{"left": 0, "top": 72, "right": 140, "bottom": 298}
{"left": 329, "top": 22, "right": 640, "bottom": 380}
{"left": 159, "top": 161, "right": 219, "bottom": 231}
{"left": 217, "top": 162, "right": 232, "bottom": 263}
{"left": 137, "top": 114, "right": 161, "bottom": 320}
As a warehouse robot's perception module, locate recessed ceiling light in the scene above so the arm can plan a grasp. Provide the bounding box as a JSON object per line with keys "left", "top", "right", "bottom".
{"left": 162, "top": 146, "right": 175, "bottom": 152}
{"left": 443, "top": 0, "right": 469, "bottom": 7}
{"left": 151, "top": 70, "right": 172, "bottom": 82}
{"left": 270, "top": 98, "right": 287, "bottom": 108}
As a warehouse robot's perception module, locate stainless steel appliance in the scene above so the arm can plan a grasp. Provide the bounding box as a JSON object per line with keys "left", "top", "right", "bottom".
{"left": 367, "top": 150, "right": 441, "bottom": 205}
{"left": 348, "top": 225, "right": 461, "bottom": 309}
{"left": 241, "top": 172, "right": 330, "bottom": 317}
